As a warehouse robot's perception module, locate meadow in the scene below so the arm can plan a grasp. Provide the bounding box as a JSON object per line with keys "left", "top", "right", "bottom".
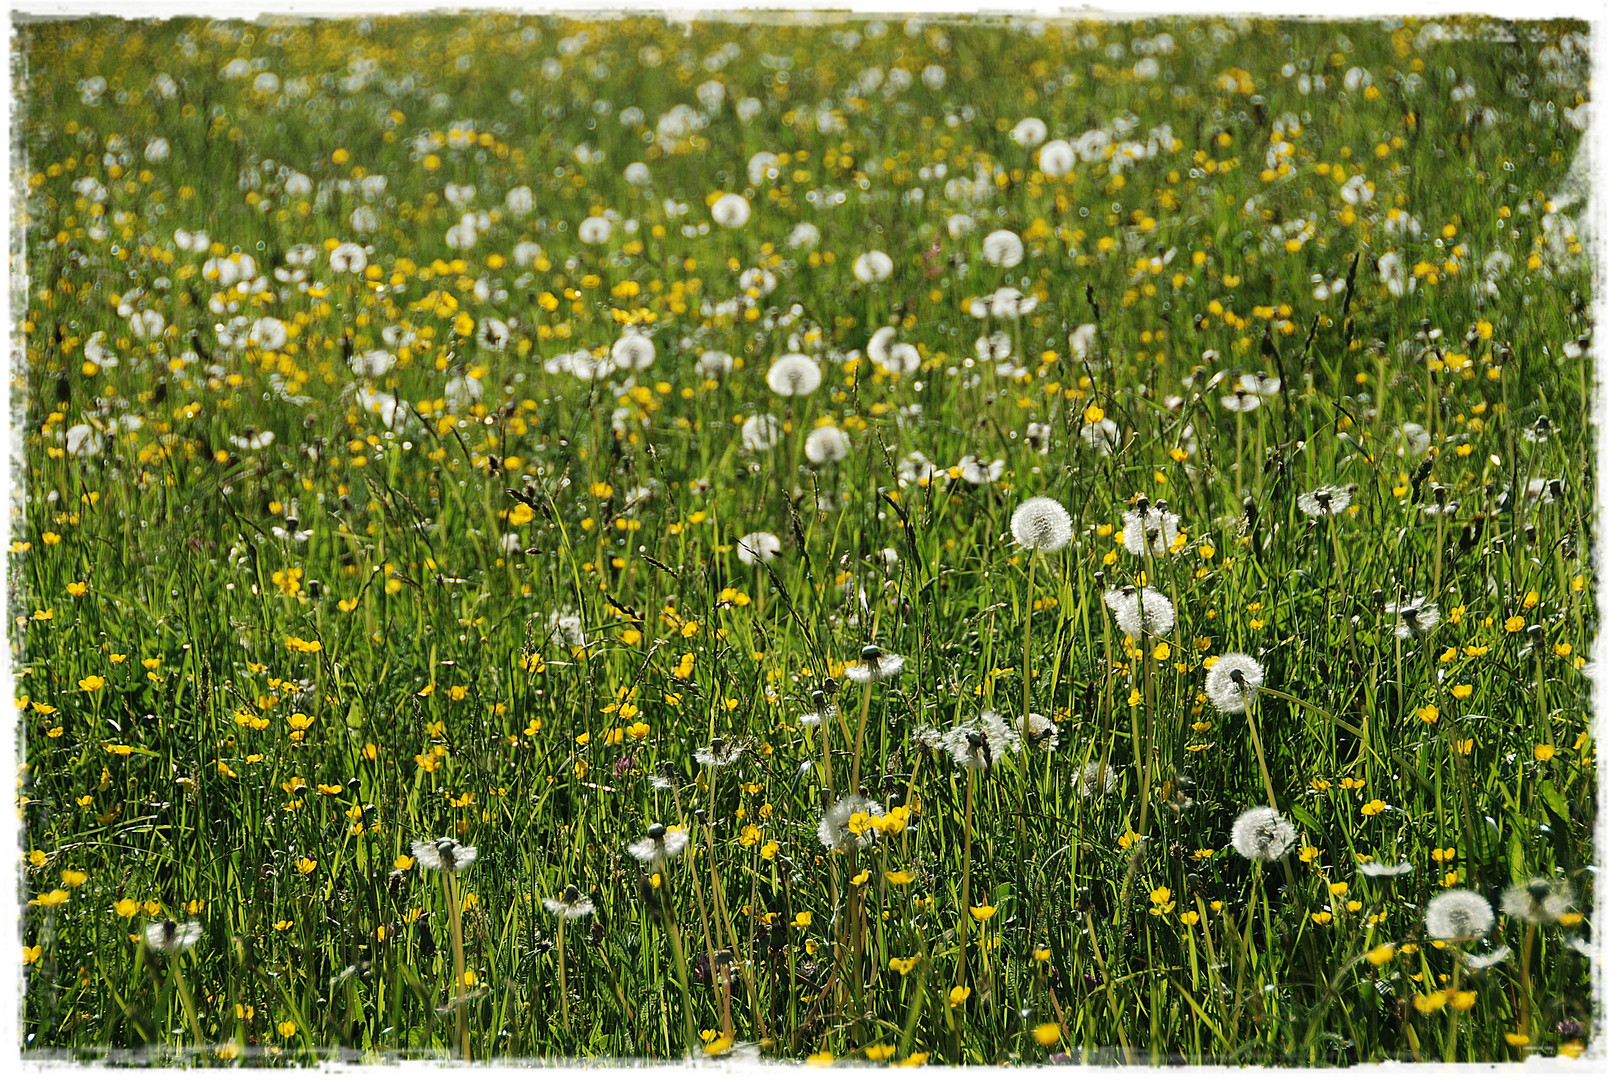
{"left": 12, "top": 11, "right": 1601, "bottom": 1066}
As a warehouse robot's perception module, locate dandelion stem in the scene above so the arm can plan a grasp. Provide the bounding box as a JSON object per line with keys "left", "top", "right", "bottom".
{"left": 443, "top": 869, "right": 471, "bottom": 1061}
{"left": 1244, "top": 697, "right": 1280, "bottom": 809}
{"left": 557, "top": 918, "right": 571, "bottom": 1034}
{"left": 170, "top": 957, "right": 205, "bottom": 1047}
{"left": 849, "top": 676, "right": 874, "bottom": 795}
{"left": 954, "top": 769, "right": 976, "bottom": 991}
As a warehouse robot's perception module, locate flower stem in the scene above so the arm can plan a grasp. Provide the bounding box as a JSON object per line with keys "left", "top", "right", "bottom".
{"left": 170, "top": 957, "right": 205, "bottom": 1047}
{"left": 443, "top": 870, "right": 471, "bottom": 1060}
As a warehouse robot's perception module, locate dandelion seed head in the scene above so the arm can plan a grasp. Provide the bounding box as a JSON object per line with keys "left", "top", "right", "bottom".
{"left": 1102, "top": 585, "right": 1175, "bottom": 640}
{"left": 628, "top": 823, "right": 690, "bottom": 865}
{"left": 845, "top": 648, "right": 904, "bottom": 683}
{"left": 1229, "top": 807, "right": 1297, "bottom": 862}
{"left": 1010, "top": 497, "right": 1073, "bottom": 553}
{"left": 736, "top": 531, "right": 782, "bottom": 566}
{"left": 1425, "top": 889, "right": 1495, "bottom": 941}
{"left": 411, "top": 837, "right": 477, "bottom": 873}
{"left": 144, "top": 919, "right": 204, "bottom": 955}
{"left": 1075, "top": 760, "right": 1118, "bottom": 798}
{"left": 766, "top": 353, "right": 822, "bottom": 397}
{"left": 1500, "top": 878, "right": 1574, "bottom": 925}
{"left": 1298, "top": 485, "right": 1355, "bottom": 517}
{"left": 1122, "top": 501, "right": 1180, "bottom": 557}
{"left": 818, "top": 794, "right": 884, "bottom": 853}
{"left": 1204, "top": 652, "right": 1264, "bottom": 714}
{"left": 940, "top": 711, "right": 1021, "bottom": 771}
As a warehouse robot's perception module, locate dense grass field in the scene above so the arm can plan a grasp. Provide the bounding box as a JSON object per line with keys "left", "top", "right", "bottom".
{"left": 12, "top": 11, "right": 1601, "bottom": 1066}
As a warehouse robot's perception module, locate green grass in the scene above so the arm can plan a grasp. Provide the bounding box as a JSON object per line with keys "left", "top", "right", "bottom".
{"left": 14, "top": 11, "right": 1598, "bottom": 1066}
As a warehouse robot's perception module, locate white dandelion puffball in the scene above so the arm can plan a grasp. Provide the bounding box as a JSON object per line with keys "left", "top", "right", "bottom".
{"left": 787, "top": 222, "right": 820, "bottom": 249}
{"left": 66, "top": 424, "right": 103, "bottom": 458}
{"left": 982, "top": 229, "right": 1025, "bottom": 268}
{"left": 247, "top": 316, "right": 287, "bottom": 351}
{"left": 1500, "top": 879, "right": 1575, "bottom": 925}
{"left": 577, "top": 216, "right": 613, "bottom": 245}
{"left": 611, "top": 330, "right": 656, "bottom": 371}
{"left": 505, "top": 185, "right": 535, "bottom": 215}
{"left": 145, "top": 920, "right": 204, "bottom": 955}
{"left": 845, "top": 650, "right": 905, "bottom": 684}
{"left": 329, "top": 242, "right": 367, "bottom": 274}
{"left": 1230, "top": 807, "right": 1297, "bottom": 862}
{"left": 1038, "top": 139, "right": 1077, "bottom": 176}
{"left": 711, "top": 193, "right": 751, "bottom": 228}
{"left": 1122, "top": 502, "right": 1181, "bottom": 557}
{"left": 1010, "top": 496, "right": 1073, "bottom": 553}
{"left": 866, "top": 326, "right": 896, "bottom": 366}
{"left": 1011, "top": 117, "right": 1048, "bottom": 148}
{"left": 853, "top": 250, "right": 894, "bottom": 283}
{"left": 696, "top": 350, "right": 734, "bottom": 378}
{"left": 804, "top": 425, "right": 851, "bottom": 465}
{"left": 351, "top": 353, "right": 391, "bottom": 378}
{"left": 1102, "top": 585, "right": 1175, "bottom": 641}
{"left": 818, "top": 794, "right": 884, "bottom": 854}
{"left": 736, "top": 531, "right": 782, "bottom": 566}
{"left": 747, "top": 151, "right": 779, "bottom": 186}
{"left": 1069, "top": 323, "right": 1098, "bottom": 360}
{"left": 1080, "top": 418, "right": 1122, "bottom": 455}
{"left": 1204, "top": 652, "right": 1264, "bottom": 714}
{"left": 627, "top": 824, "right": 690, "bottom": 866}
{"left": 411, "top": 837, "right": 478, "bottom": 872}
{"left": 766, "top": 353, "right": 822, "bottom": 396}
{"left": 1297, "top": 485, "right": 1353, "bottom": 517}
{"left": 1075, "top": 761, "right": 1118, "bottom": 798}
{"left": 1388, "top": 597, "right": 1439, "bottom": 640}
{"left": 129, "top": 309, "right": 166, "bottom": 340}
{"left": 445, "top": 375, "right": 483, "bottom": 411}
{"left": 624, "top": 162, "right": 651, "bottom": 187}
{"left": 1425, "top": 889, "right": 1495, "bottom": 941}
{"left": 885, "top": 342, "right": 922, "bottom": 376}
{"left": 741, "top": 414, "right": 781, "bottom": 451}
{"left": 940, "top": 711, "right": 1022, "bottom": 770}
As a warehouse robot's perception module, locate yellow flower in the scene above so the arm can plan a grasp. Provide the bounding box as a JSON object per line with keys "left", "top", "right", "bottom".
{"left": 806, "top": 1052, "right": 835, "bottom": 1067}
{"left": 23, "top": 945, "right": 43, "bottom": 964}
{"left": 61, "top": 869, "right": 88, "bottom": 887}
{"left": 1534, "top": 744, "right": 1555, "bottom": 762}
{"left": 31, "top": 889, "right": 70, "bottom": 907}
{"left": 1365, "top": 943, "right": 1396, "bottom": 966}
{"left": 1413, "top": 991, "right": 1448, "bottom": 1014}
{"left": 1448, "top": 990, "right": 1477, "bottom": 1011}
{"left": 66, "top": 581, "right": 88, "bottom": 597}
{"left": 278, "top": 1021, "right": 297, "bottom": 1038}
{"left": 948, "top": 985, "right": 971, "bottom": 1007}
{"left": 898, "top": 1053, "right": 930, "bottom": 1067}
{"left": 969, "top": 903, "right": 997, "bottom": 921}
{"left": 1450, "top": 684, "right": 1473, "bottom": 700}
{"left": 864, "top": 1044, "right": 895, "bottom": 1061}
{"left": 1504, "top": 1033, "right": 1529, "bottom": 1048}
{"left": 793, "top": 911, "right": 812, "bottom": 929}
{"left": 113, "top": 898, "right": 140, "bottom": 918}
{"left": 1504, "top": 616, "right": 1526, "bottom": 633}
{"left": 1032, "top": 1022, "right": 1062, "bottom": 1047}
{"left": 1310, "top": 912, "right": 1333, "bottom": 925}
{"left": 885, "top": 870, "right": 915, "bottom": 886}
{"left": 888, "top": 956, "right": 920, "bottom": 975}
{"left": 295, "top": 857, "right": 317, "bottom": 874}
